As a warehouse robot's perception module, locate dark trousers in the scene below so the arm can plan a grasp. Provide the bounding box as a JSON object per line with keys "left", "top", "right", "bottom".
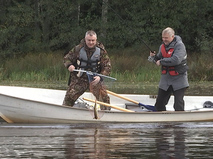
{"left": 155, "top": 86, "right": 186, "bottom": 111}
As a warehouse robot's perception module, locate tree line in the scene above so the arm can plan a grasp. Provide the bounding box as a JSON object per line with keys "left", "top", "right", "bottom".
{"left": 0, "top": 0, "right": 213, "bottom": 58}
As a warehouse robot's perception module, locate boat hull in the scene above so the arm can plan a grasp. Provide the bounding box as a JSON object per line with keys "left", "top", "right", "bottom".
{"left": 0, "top": 86, "right": 213, "bottom": 123}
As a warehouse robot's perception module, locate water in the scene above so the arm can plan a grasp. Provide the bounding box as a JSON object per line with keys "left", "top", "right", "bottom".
{"left": 1, "top": 122, "right": 213, "bottom": 159}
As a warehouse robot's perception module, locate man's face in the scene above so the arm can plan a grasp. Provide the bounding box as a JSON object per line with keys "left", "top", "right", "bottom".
{"left": 162, "top": 33, "right": 174, "bottom": 45}
{"left": 85, "top": 35, "right": 97, "bottom": 48}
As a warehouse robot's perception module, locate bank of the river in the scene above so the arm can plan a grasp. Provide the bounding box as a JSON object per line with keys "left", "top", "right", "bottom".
{"left": 0, "top": 80, "right": 213, "bottom": 96}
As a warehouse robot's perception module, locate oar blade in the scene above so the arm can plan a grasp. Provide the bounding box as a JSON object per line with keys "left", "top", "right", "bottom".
{"left": 138, "top": 103, "right": 156, "bottom": 111}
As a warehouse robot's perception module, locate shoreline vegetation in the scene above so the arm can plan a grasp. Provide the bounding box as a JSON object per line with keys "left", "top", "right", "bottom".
{"left": 0, "top": 46, "right": 213, "bottom": 95}
{"left": 0, "top": 80, "right": 213, "bottom": 96}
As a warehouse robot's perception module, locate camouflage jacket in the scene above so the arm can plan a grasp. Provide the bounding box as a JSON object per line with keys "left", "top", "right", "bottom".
{"left": 63, "top": 39, "right": 111, "bottom": 76}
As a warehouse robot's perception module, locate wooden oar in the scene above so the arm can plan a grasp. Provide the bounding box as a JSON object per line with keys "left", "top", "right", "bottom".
{"left": 106, "top": 90, "right": 156, "bottom": 111}
{"left": 83, "top": 97, "right": 134, "bottom": 112}
{"left": 0, "top": 113, "right": 14, "bottom": 123}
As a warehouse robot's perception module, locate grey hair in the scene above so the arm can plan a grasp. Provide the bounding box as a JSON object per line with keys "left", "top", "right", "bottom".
{"left": 162, "top": 27, "right": 175, "bottom": 37}
{"left": 85, "top": 30, "right": 97, "bottom": 38}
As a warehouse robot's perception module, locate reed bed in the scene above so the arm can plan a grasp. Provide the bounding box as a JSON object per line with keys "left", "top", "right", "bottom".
{"left": 0, "top": 46, "right": 212, "bottom": 83}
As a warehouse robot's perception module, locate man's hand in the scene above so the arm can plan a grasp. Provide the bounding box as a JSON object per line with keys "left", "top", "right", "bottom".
{"left": 150, "top": 51, "right": 156, "bottom": 56}
{"left": 68, "top": 65, "right": 75, "bottom": 72}
{"left": 156, "top": 60, "right": 161, "bottom": 66}
{"left": 91, "top": 76, "right": 101, "bottom": 85}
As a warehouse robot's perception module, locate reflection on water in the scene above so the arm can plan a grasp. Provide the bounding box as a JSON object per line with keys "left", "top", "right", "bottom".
{"left": 0, "top": 122, "right": 213, "bottom": 159}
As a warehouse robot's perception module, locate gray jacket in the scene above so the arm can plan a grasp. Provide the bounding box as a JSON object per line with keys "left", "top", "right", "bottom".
{"left": 156, "top": 35, "right": 189, "bottom": 91}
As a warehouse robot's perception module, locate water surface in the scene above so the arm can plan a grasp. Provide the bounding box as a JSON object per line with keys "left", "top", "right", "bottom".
{"left": 0, "top": 122, "right": 213, "bottom": 159}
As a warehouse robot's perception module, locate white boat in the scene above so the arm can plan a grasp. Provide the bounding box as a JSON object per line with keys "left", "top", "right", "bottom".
{"left": 0, "top": 86, "right": 213, "bottom": 123}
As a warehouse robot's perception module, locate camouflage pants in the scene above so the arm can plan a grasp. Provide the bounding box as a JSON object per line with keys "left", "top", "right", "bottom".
{"left": 63, "top": 74, "right": 110, "bottom": 110}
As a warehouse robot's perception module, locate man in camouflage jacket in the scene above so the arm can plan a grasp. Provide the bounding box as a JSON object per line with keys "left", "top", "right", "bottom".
{"left": 63, "top": 30, "right": 111, "bottom": 110}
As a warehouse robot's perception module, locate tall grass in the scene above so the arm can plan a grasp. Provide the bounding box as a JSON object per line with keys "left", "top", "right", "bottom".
{"left": 1, "top": 52, "right": 69, "bottom": 81}
{"left": 188, "top": 52, "right": 213, "bottom": 81}
{"left": 109, "top": 45, "right": 160, "bottom": 82}
{"left": 0, "top": 46, "right": 212, "bottom": 83}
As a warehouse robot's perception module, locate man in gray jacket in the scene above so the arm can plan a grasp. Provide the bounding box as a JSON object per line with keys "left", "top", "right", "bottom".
{"left": 148, "top": 27, "right": 189, "bottom": 111}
